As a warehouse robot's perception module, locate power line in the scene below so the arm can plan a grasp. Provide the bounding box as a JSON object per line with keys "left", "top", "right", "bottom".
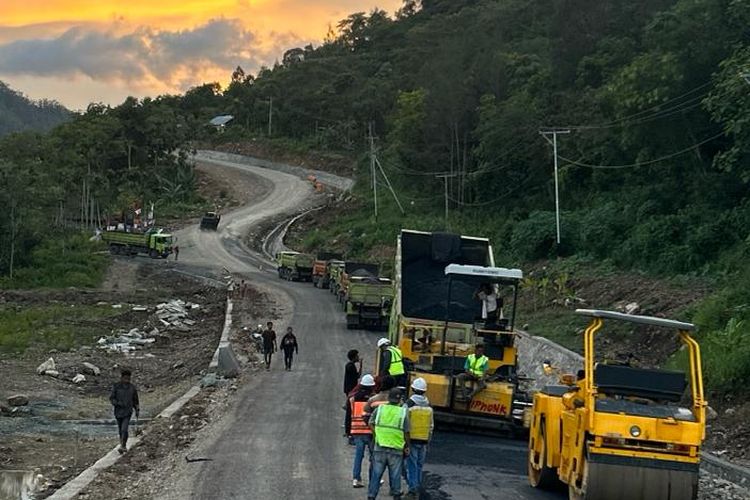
{"left": 558, "top": 131, "right": 724, "bottom": 170}
{"left": 561, "top": 81, "right": 714, "bottom": 130}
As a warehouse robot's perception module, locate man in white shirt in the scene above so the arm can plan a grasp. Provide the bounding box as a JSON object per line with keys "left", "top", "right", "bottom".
{"left": 475, "top": 283, "right": 500, "bottom": 323}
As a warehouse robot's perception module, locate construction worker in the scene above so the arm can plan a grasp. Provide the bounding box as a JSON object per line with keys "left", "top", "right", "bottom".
{"left": 364, "top": 375, "right": 397, "bottom": 415}
{"left": 456, "top": 344, "right": 489, "bottom": 401}
{"left": 173, "top": 244, "right": 179, "bottom": 261}
{"left": 280, "top": 326, "right": 298, "bottom": 371}
{"left": 350, "top": 374, "right": 377, "bottom": 489}
{"left": 368, "top": 388, "right": 410, "bottom": 500}
{"left": 405, "top": 378, "right": 433, "bottom": 498}
{"left": 377, "top": 338, "right": 407, "bottom": 389}
{"left": 109, "top": 368, "right": 139, "bottom": 454}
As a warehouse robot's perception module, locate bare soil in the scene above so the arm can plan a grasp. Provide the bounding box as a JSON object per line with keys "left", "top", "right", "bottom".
{"left": 0, "top": 261, "right": 226, "bottom": 496}
{"left": 74, "top": 383, "right": 235, "bottom": 500}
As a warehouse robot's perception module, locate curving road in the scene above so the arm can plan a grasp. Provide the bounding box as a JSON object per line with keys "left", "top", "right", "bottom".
{"left": 165, "top": 153, "right": 562, "bottom": 499}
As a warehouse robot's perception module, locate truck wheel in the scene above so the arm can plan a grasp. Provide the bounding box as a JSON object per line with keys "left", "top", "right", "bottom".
{"left": 149, "top": 249, "right": 158, "bottom": 259}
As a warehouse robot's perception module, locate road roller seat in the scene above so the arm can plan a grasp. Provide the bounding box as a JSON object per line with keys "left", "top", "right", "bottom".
{"left": 594, "top": 363, "right": 687, "bottom": 403}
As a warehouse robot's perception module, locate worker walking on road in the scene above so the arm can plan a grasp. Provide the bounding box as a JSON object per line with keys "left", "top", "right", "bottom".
{"left": 280, "top": 326, "right": 299, "bottom": 371}
{"left": 457, "top": 344, "right": 489, "bottom": 401}
{"left": 262, "top": 321, "right": 277, "bottom": 370}
{"left": 174, "top": 245, "right": 179, "bottom": 261}
{"left": 405, "top": 378, "right": 434, "bottom": 498}
{"left": 368, "top": 388, "right": 410, "bottom": 500}
{"left": 350, "top": 374, "right": 377, "bottom": 489}
{"left": 109, "top": 368, "right": 139, "bottom": 454}
{"left": 377, "top": 338, "right": 407, "bottom": 389}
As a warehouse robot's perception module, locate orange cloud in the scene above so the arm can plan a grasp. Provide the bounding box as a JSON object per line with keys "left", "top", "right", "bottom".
{"left": 0, "top": 0, "right": 403, "bottom": 107}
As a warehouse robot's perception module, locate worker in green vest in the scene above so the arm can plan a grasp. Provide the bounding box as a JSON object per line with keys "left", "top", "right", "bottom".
{"left": 456, "top": 344, "right": 489, "bottom": 401}
{"left": 368, "top": 388, "right": 410, "bottom": 500}
{"left": 377, "top": 338, "right": 407, "bottom": 389}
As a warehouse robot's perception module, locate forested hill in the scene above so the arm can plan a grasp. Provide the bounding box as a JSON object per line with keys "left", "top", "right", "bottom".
{"left": 200, "top": 0, "right": 750, "bottom": 277}
{"left": 0, "top": 81, "right": 71, "bottom": 136}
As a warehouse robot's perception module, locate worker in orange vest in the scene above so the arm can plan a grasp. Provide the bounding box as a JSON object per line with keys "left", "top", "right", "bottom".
{"left": 350, "top": 374, "right": 377, "bottom": 489}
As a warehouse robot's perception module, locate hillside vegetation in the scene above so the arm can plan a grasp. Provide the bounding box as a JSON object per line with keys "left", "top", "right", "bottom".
{"left": 196, "top": 0, "right": 750, "bottom": 394}
{"left": 3, "top": 0, "right": 750, "bottom": 393}
{"left": 0, "top": 81, "right": 70, "bottom": 136}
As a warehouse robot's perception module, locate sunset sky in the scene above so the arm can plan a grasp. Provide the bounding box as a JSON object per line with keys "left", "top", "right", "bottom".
{"left": 0, "top": 0, "right": 402, "bottom": 109}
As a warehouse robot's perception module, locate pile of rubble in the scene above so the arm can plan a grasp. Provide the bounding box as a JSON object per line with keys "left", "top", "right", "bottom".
{"left": 97, "top": 300, "right": 200, "bottom": 354}
{"left": 33, "top": 358, "right": 102, "bottom": 385}
{"left": 155, "top": 299, "right": 199, "bottom": 331}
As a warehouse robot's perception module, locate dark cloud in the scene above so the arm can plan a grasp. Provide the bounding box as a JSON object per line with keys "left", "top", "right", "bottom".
{"left": 0, "top": 19, "right": 289, "bottom": 88}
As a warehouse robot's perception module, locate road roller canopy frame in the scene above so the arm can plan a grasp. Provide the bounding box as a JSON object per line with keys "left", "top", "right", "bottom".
{"left": 440, "top": 264, "right": 523, "bottom": 356}
{"left": 575, "top": 308, "right": 706, "bottom": 428}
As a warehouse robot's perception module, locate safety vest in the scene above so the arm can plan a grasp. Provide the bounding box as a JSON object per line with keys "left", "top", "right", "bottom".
{"left": 374, "top": 404, "right": 407, "bottom": 450}
{"left": 350, "top": 400, "right": 372, "bottom": 435}
{"left": 408, "top": 406, "right": 433, "bottom": 442}
{"left": 387, "top": 346, "right": 405, "bottom": 376}
{"left": 467, "top": 354, "right": 488, "bottom": 377}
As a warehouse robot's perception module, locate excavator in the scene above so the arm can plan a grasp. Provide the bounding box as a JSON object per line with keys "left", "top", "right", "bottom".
{"left": 379, "top": 230, "right": 529, "bottom": 431}
{"left": 528, "top": 309, "right": 707, "bottom": 500}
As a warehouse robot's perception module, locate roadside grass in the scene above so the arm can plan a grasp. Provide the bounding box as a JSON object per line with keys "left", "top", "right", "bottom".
{"left": 0, "top": 234, "right": 109, "bottom": 289}
{"left": 0, "top": 304, "right": 121, "bottom": 353}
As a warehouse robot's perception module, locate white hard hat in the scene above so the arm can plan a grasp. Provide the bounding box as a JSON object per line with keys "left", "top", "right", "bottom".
{"left": 411, "top": 377, "right": 427, "bottom": 392}
{"left": 257, "top": 324, "right": 263, "bottom": 329}
{"left": 377, "top": 338, "right": 390, "bottom": 348}
{"left": 360, "top": 374, "right": 375, "bottom": 387}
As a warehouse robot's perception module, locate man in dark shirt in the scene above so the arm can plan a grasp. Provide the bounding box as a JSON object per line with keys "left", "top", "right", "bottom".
{"left": 344, "top": 349, "right": 362, "bottom": 395}
{"left": 262, "top": 321, "right": 277, "bottom": 370}
{"left": 280, "top": 326, "right": 299, "bottom": 371}
{"left": 110, "top": 368, "right": 139, "bottom": 453}
{"left": 343, "top": 349, "right": 362, "bottom": 440}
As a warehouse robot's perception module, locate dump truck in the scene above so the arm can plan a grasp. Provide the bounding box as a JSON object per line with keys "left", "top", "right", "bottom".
{"left": 276, "top": 251, "right": 314, "bottom": 281}
{"left": 200, "top": 211, "right": 220, "bottom": 230}
{"left": 334, "top": 262, "right": 380, "bottom": 303}
{"left": 345, "top": 274, "right": 394, "bottom": 330}
{"left": 311, "top": 252, "right": 343, "bottom": 288}
{"left": 380, "top": 229, "right": 527, "bottom": 431}
{"left": 528, "top": 309, "right": 706, "bottom": 500}
{"left": 101, "top": 228, "right": 173, "bottom": 258}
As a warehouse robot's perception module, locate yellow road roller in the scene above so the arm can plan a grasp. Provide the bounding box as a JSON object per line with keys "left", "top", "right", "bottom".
{"left": 528, "top": 309, "right": 706, "bottom": 500}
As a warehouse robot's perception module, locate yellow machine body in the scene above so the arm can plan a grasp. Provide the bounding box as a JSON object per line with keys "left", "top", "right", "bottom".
{"left": 528, "top": 310, "right": 707, "bottom": 500}
{"left": 379, "top": 230, "right": 529, "bottom": 431}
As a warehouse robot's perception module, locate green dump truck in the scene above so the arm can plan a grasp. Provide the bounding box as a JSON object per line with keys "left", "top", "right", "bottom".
{"left": 101, "top": 228, "right": 173, "bottom": 258}
{"left": 345, "top": 273, "right": 394, "bottom": 330}
{"left": 333, "top": 262, "right": 380, "bottom": 303}
{"left": 276, "top": 251, "right": 314, "bottom": 281}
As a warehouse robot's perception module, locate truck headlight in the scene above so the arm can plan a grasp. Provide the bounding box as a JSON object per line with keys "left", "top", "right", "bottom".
{"left": 629, "top": 425, "right": 641, "bottom": 438}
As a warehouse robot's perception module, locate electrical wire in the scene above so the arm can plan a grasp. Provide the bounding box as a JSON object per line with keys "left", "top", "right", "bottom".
{"left": 557, "top": 131, "right": 724, "bottom": 170}
{"left": 560, "top": 81, "right": 714, "bottom": 131}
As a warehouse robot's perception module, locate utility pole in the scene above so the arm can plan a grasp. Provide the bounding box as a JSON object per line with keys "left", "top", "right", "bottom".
{"left": 540, "top": 128, "right": 570, "bottom": 245}
{"left": 435, "top": 173, "right": 458, "bottom": 230}
{"left": 267, "top": 97, "right": 273, "bottom": 137}
{"left": 369, "top": 123, "right": 378, "bottom": 221}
